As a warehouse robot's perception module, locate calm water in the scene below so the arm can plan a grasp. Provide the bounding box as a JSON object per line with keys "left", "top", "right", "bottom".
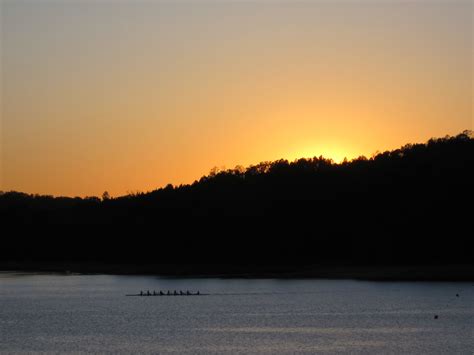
{"left": 0, "top": 273, "right": 472, "bottom": 354}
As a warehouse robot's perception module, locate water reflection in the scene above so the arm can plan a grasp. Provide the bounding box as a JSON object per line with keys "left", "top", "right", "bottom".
{"left": 0, "top": 274, "right": 472, "bottom": 354}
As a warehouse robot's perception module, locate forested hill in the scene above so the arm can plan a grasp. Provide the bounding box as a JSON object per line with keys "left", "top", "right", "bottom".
{"left": 1, "top": 131, "right": 472, "bottom": 221}
{"left": 1, "top": 131, "right": 473, "bottom": 268}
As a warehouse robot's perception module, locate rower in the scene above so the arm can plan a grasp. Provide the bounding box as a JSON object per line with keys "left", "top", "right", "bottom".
{"left": 140, "top": 291, "right": 143, "bottom": 296}
{"left": 174, "top": 290, "right": 178, "bottom": 296}
{"left": 147, "top": 290, "right": 151, "bottom": 296}
{"left": 186, "top": 290, "right": 190, "bottom": 295}
{"left": 160, "top": 291, "right": 164, "bottom": 296}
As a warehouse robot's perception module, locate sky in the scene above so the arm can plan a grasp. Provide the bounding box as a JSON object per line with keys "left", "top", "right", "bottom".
{"left": 1, "top": 0, "right": 472, "bottom": 197}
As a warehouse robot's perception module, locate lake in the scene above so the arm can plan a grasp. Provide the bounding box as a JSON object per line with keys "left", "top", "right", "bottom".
{"left": 0, "top": 272, "right": 472, "bottom": 354}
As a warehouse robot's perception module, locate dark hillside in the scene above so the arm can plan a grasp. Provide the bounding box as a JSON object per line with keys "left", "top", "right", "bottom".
{"left": 1, "top": 131, "right": 472, "bottom": 273}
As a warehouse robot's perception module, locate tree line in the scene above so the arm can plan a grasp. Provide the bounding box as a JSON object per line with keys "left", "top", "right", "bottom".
{"left": 1, "top": 131, "right": 472, "bottom": 267}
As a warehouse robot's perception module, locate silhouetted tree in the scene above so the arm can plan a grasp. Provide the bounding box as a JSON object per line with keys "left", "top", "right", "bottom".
{"left": 0, "top": 131, "right": 472, "bottom": 269}
{"left": 102, "top": 191, "right": 111, "bottom": 201}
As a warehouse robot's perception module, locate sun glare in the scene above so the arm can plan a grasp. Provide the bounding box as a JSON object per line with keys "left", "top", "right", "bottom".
{"left": 288, "top": 143, "right": 355, "bottom": 164}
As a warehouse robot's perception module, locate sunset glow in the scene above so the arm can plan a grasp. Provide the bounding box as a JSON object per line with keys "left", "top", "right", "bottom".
{"left": 1, "top": 0, "right": 472, "bottom": 197}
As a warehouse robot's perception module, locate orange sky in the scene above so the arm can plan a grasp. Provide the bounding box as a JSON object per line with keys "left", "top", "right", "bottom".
{"left": 1, "top": 0, "right": 472, "bottom": 197}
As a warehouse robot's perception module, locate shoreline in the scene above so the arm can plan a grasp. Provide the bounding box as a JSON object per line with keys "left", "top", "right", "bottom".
{"left": 1, "top": 263, "right": 473, "bottom": 281}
